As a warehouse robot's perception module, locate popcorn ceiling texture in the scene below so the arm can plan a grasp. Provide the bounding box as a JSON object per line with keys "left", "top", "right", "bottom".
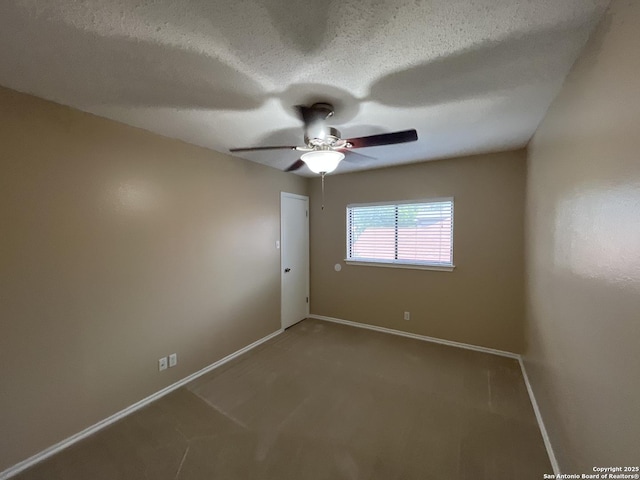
{"left": 0, "top": 0, "right": 609, "bottom": 175}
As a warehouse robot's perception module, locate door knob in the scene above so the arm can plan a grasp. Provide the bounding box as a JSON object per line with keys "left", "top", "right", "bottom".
{"left": 284, "top": 268, "right": 291, "bottom": 273}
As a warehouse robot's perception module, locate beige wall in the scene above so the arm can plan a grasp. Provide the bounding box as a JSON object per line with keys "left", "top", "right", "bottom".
{"left": 310, "top": 151, "right": 526, "bottom": 353}
{"left": 525, "top": 0, "right": 640, "bottom": 472}
{"left": 0, "top": 87, "right": 307, "bottom": 472}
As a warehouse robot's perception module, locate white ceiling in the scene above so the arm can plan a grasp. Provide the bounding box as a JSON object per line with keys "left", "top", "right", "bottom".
{"left": 0, "top": 0, "right": 609, "bottom": 176}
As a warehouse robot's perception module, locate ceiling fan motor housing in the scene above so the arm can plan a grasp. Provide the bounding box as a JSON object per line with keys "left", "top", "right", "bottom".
{"left": 307, "top": 127, "right": 348, "bottom": 149}
{"left": 303, "top": 103, "right": 348, "bottom": 149}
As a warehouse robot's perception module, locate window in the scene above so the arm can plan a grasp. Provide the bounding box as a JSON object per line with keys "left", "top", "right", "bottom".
{"left": 346, "top": 198, "right": 454, "bottom": 270}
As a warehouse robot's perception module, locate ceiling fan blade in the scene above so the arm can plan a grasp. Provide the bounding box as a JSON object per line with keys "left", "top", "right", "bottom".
{"left": 340, "top": 149, "right": 376, "bottom": 162}
{"left": 285, "top": 159, "right": 305, "bottom": 172}
{"left": 230, "top": 145, "right": 298, "bottom": 153}
{"left": 345, "top": 129, "right": 418, "bottom": 149}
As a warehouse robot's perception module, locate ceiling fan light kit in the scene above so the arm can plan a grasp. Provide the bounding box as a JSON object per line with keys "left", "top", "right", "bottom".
{"left": 300, "top": 150, "right": 344, "bottom": 174}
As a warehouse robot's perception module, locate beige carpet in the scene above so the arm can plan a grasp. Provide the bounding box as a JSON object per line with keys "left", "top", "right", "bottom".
{"left": 14, "top": 318, "right": 551, "bottom": 479}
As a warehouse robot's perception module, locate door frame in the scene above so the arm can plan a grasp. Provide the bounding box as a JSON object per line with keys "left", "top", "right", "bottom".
{"left": 280, "top": 192, "right": 310, "bottom": 329}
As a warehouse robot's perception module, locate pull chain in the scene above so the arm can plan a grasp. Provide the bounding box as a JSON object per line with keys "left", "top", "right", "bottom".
{"left": 321, "top": 172, "right": 326, "bottom": 210}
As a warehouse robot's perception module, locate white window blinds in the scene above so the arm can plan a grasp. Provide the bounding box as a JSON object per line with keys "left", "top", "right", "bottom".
{"left": 347, "top": 198, "right": 454, "bottom": 267}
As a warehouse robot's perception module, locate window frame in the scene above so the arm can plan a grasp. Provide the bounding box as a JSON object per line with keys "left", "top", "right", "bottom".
{"left": 344, "top": 197, "right": 455, "bottom": 272}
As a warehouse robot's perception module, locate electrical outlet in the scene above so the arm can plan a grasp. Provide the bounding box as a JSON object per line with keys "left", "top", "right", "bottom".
{"left": 158, "top": 357, "right": 168, "bottom": 371}
{"left": 169, "top": 353, "right": 177, "bottom": 368}
{"left": 404, "top": 311, "right": 411, "bottom": 321}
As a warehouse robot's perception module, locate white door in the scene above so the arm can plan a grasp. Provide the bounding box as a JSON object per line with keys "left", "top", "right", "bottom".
{"left": 281, "top": 192, "right": 309, "bottom": 329}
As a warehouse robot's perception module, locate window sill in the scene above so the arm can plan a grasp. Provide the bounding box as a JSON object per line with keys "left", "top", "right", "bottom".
{"left": 344, "top": 260, "right": 455, "bottom": 272}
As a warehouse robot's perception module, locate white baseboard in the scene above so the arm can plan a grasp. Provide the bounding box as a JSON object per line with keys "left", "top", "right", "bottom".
{"left": 309, "top": 314, "right": 559, "bottom": 474}
{"left": 518, "top": 357, "right": 561, "bottom": 476}
{"left": 0, "top": 328, "right": 283, "bottom": 480}
{"left": 309, "top": 314, "right": 519, "bottom": 359}
{"left": 3, "top": 319, "right": 560, "bottom": 479}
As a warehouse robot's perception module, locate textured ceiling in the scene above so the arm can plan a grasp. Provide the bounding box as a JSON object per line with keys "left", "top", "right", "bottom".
{"left": 0, "top": 0, "right": 610, "bottom": 175}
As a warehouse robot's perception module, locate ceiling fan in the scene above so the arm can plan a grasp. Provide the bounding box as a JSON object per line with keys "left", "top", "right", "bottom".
{"left": 229, "top": 102, "right": 418, "bottom": 174}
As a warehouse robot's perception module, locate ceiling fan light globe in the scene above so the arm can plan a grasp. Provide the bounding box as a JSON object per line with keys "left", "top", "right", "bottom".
{"left": 301, "top": 150, "right": 344, "bottom": 174}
